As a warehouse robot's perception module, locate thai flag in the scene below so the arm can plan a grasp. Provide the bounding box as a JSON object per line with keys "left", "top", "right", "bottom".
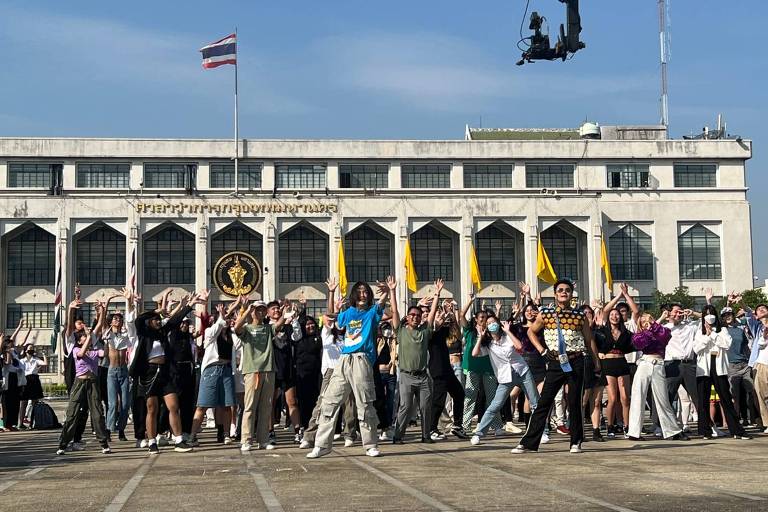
{"left": 200, "top": 33, "right": 236, "bottom": 69}
{"left": 129, "top": 246, "right": 137, "bottom": 293}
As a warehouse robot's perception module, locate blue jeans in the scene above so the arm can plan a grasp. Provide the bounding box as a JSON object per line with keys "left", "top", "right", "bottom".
{"left": 107, "top": 366, "right": 131, "bottom": 433}
{"left": 475, "top": 370, "right": 539, "bottom": 436}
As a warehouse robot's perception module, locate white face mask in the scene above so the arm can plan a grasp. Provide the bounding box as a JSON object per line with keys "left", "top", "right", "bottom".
{"left": 704, "top": 314, "right": 717, "bottom": 325}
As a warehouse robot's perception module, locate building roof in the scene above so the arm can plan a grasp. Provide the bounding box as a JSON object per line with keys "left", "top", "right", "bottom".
{"left": 465, "top": 127, "right": 580, "bottom": 141}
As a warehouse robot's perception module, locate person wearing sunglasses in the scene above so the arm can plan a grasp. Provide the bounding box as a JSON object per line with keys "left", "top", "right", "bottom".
{"left": 511, "top": 279, "right": 600, "bottom": 454}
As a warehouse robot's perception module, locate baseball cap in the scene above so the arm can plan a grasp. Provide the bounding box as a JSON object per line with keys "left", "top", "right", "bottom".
{"left": 252, "top": 300, "right": 268, "bottom": 310}
{"left": 720, "top": 306, "right": 733, "bottom": 316}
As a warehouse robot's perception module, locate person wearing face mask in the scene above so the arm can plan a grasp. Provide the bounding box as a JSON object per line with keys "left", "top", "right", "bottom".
{"left": 469, "top": 314, "right": 539, "bottom": 445}
{"left": 19, "top": 344, "right": 46, "bottom": 429}
{"left": 693, "top": 305, "right": 751, "bottom": 440}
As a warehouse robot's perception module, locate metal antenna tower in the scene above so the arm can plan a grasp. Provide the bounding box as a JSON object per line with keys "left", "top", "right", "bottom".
{"left": 658, "top": 0, "right": 671, "bottom": 134}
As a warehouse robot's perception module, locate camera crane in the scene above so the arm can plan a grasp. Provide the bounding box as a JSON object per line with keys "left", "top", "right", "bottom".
{"left": 516, "top": 0, "right": 585, "bottom": 66}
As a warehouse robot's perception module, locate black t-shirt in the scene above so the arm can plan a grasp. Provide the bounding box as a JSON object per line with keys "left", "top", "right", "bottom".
{"left": 168, "top": 331, "right": 194, "bottom": 363}
{"left": 376, "top": 339, "right": 392, "bottom": 365}
{"left": 595, "top": 326, "right": 634, "bottom": 354}
{"left": 216, "top": 331, "right": 234, "bottom": 361}
{"left": 272, "top": 323, "right": 295, "bottom": 381}
{"left": 294, "top": 334, "right": 322, "bottom": 378}
{"left": 428, "top": 326, "right": 454, "bottom": 379}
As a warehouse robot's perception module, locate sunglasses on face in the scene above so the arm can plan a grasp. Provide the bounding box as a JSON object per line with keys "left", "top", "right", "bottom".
{"left": 555, "top": 288, "right": 571, "bottom": 293}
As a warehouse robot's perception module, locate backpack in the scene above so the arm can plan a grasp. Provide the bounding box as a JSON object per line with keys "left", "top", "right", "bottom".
{"left": 30, "top": 401, "right": 61, "bottom": 430}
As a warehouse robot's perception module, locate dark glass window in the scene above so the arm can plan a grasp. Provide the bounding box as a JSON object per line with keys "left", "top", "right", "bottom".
{"left": 678, "top": 224, "right": 721, "bottom": 279}
{"left": 345, "top": 225, "right": 392, "bottom": 283}
{"left": 609, "top": 224, "right": 654, "bottom": 280}
{"left": 76, "top": 163, "right": 130, "bottom": 188}
{"left": 144, "top": 163, "right": 197, "bottom": 189}
{"left": 7, "top": 225, "right": 55, "bottom": 286}
{"left": 476, "top": 224, "right": 516, "bottom": 281}
{"left": 143, "top": 225, "right": 195, "bottom": 284}
{"left": 464, "top": 164, "right": 514, "bottom": 188}
{"left": 674, "top": 164, "right": 716, "bottom": 187}
{"left": 209, "top": 162, "right": 262, "bottom": 189}
{"left": 607, "top": 164, "right": 650, "bottom": 188}
{"left": 278, "top": 225, "right": 327, "bottom": 283}
{"left": 76, "top": 226, "right": 126, "bottom": 286}
{"left": 412, "top": 224, "right": 453, "bottom": 281}
{"left": 211, "top": 223, "right": 263, "bottom": 267}
{"left": 6, "top": 303, "right": 53, "bottom": 329}
{"left": 8, "top": 162, "right": 63, "bottom": 191}
{"left": 276, "top": 164, "right": 326, "bottom": 188}
{"left": 525, "top": 164, "right": 575, "bottom": 188}
{"left": 541, "top": 226, "right": 578, "bottom": 280}
{"left": 339, "top": 164, "right": 389, "bottom": 189}
{"left": 78, "top": 302, "right": 124, "bottom": 328}
{"left": 402, "top": 164, "right": 451, "bottom": 188}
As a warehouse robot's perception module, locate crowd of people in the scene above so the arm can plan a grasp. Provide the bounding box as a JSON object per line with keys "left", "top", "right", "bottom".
{"left": 1, "top": 276, "right": 767, "bottom": 459}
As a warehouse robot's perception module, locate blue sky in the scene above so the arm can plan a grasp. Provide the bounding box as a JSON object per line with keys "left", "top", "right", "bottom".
{"left": 1, "top": 0, "right": 766, "bottom": 282}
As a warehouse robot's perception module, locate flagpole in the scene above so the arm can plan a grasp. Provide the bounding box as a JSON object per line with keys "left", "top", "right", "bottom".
{"left": 233, "top": 27, "right": 240, "bottom": 197}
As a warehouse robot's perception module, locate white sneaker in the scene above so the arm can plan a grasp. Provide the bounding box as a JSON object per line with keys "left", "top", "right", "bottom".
{"left": 333, "top": 433, "right": 341, "bottom": 440}
{"left": 510, "top": 445, "right": 531, "bottom": 454}
{"left": 299, "top": 440, "right": 311, "bottom": 449}
{"left": 712, "top": 427, "right": 727, "bottom": 438}
{"left": 56, "top": 449, "right": 66, "bottom": 455}
{"left": 378, "top": 430, "right": 391, "bottom": 442}
{"left": 763, "top": 427, "right": 768, "bottom": 434}
{"left": 240, "top": 443, "right": 252, "bottom": 452}
{"left": 570, "top": 443, "right": 583, "bottom": 454}
{"left": 540, "top": 432, "right": 550, "bottom": 444}
{"left": 504, "top": 422, "right": 523, "bottom": 434}
{"left": 366, "top": 447, "right": 381, "bottom": 457}
{"left": 102, "top": 447, "right": 112, "bottom": 454}
{"left": 223, "top": 436, "right": 233, "bottom": 445}
{"left": 306, "top": 447, "right": 332, "bottom": 459}
{"left": 140, "top": 439, "right": 148, "bottom": 448}
{"left": 344, "top": 438, "right": 354, "bottom": 447}
{"left": 265, "top": 443, "right": 277, "bottom": 450}
{"left": 470, "top": 435, "right": 481, "bottom": 446}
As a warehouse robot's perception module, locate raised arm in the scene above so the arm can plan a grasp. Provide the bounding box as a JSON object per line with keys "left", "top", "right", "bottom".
{"left": 387, "top": 276, "right": 399, "bottom": 330}
{"left": 620, "top": 283, "right": 640, "bottom": 323}
{"left": 234, "top": 303, "right": 254, "bottom": 336}
{"left": 526, "top": 313, "right": 547, "bottom": 356}
{"left": 501, "top": 320, "right": 523, "bottom": 351}
{"left": 426, "top": 278, "right": 443, "bottom": 327}
{"left": 10, "top": 317, "right": 25, "bottom": 343}
{"left": 326, "top": 277, "right": 338, "bottom": 316}
{"left": 65, "top": 299, "right": 82, "bottom": 339}
{"left": 459, "top": 291, "right": 475, "bottom": 329}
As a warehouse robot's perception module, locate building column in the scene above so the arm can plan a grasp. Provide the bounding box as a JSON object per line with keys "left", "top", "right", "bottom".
{"left": 591, "top": 222, "right": 603, "bottom": 302}
{"left": 196, "top": 217, "right": 208, "bottom": 292}
{"left": 460, "top": 217, "right": 472, "bottom": 302}
{"left": 56, "top": 224, "right": 70, "bottom": 376}
{"left": 263, "top": 220, "right": 276, "bottom": 302}
{"left": 526, "top": 221, "right": 539, "bottom": 296}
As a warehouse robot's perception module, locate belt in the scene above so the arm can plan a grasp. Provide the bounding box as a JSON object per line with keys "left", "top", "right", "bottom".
{"left": 566, "top": 352, "right": 584, "bottom": 360}
{"left": 641, "top": 356, "right": 665, "bottom": 366}
{"left": 401, "top": 368, "right": 428, "bottom": 377}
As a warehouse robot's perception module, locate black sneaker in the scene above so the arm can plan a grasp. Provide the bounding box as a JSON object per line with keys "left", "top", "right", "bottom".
{"left": 268, "top": 431, "right": 276, "bottom": 446}
{"left": 451, "top": 426, "right": 469, "bottom": 439}
{"left": 672, "top": 432, "right": 690, "bottom": 441}
{"left": 174, "top": 441, "right": 194, "bottom": 453}
{"left": 118, "top": 431, "right": 128, "bottom": 442}
{"left": 420, "top": 437, "right": 435, "bottom": 444}
{"left": 148, "top": 443, "right": 160, "bottom": 455}
{"left": 216, "top": 425, "right": 225, "bottom": 443}
{"left": 392, "top": 438, "right": 404, "bottom": 445}
{"left": 592, "top": 429, "right": 606, "bottom": 442}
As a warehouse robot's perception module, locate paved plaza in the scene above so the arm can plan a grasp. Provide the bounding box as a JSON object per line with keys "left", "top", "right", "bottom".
{"left": 1, "top": 402, "right": 767, "bottom": 512}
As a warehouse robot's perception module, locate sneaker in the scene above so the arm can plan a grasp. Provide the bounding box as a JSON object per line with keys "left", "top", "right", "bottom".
{"left": 671, "top": 432, "right": 690, "bottom": 441}
{"left": 174, "top": 441, "right": 193, "bottom": 453}
{"left": 763, "top": 427, "right": 768, "bottom": 434}
{"left": 188, "top": 437, "right": 200, "bottom": 447}
{"left": 420, "top": 437, "right": 435, "bottom": 443}
{"left": 540, "top": 432, "right": 550, "bottom": 444}
{"left": 148, "top": 444, "right": 159, "bottom": 455}
{"left": 592, "top": 430, "right": 605, "bottom": 442}
{"left": 712, "top": 427, "right": 727, "bottom": 438}
{"left": 102, "top": 446, "right": 112, "bottom": 454}
{"left": 306, "top": 447, "right": 332, "bottom": 459}
{"left": 451, "top": 426, "right": 469, "bottom": 439}
{"left": 240, "top": 442, "right": 252, "bottom": 452}
{"left": 430, "top": 430, "right": 446, "bottom": 441}
{"left": 570, "top": 443, "right": 583, "bottom": 454}
{"left": 470, "top": 435, "right": 481, "bottom": 446}
{"left": 56, "top": 448, "right": 66, "bottom": 455}
{"left": 734, "top": 434, "right": 753, "bottom": 440}
{"left": 366, "top": 447, "right": 381, "bottom": 457}
{"left": 265, "top": 443, "right": 277, "bottom": 450}
{"left": 510, "top": 444, "right": 532, "bottom": 454}
{"left": 294, "top": 433, "right": 302, "bottom": 444}
{"left": 606, "top": 425, "right": 616, "bottom": 439}
{"left": 627, "top": 435, "right": 645, "bottom": 441}
{"left": 344, "top": 438, "right": 354, "bottom": 447}
{"left": 118, "top": 431, "right": 128, "bottom": 442}
{"left": 333, "top": 433, "right": 342, "bottom": 441}
{"left": 223, "top": 436, "right": 233, "bottom": 445}
{"left": 654, "top": 427, "right": 664, "bottom": 438}
{"left": 157, "top": 435, "right": 169, "bottom": 447}
{"left": 70, "top": 442, "right": 85, "bottom": 451}
{"left": 556, "top": 425, "right": 570, "bottom": 435}
{"left": 378, "top": 430, "right": 391, "bottom": 442}
{"left": 268, "top": 431, "right": 276, "bottom": 445}
{"left": 504, "top": 422, "right": 523, "bottom": 434}
{"left": 492, "top": 428, "right": 507, "bottom": 437}
{"left": 299, "top": 439, "right": 312, "bottom": 449}
{"left": 140, "top": 439, "right": 148, "bottom": 448}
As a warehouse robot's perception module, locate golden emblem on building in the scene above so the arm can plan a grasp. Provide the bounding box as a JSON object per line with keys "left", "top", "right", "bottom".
{"left": 213, "top": 251, "right": 262, "bottom": 297}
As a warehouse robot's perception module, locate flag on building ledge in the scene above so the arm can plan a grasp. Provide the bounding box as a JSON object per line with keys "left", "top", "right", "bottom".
{"left": 200, "top": 33, "right": 237, "bottom": 68}
{"left": 601, "top": 235, "right": 613, "bottom": 290}
{"left": 404, "top": 239, "right": 418, "bottom": 293}
{"left": 337, "top": 240, "right": 348, "bottom": 297}
{"left": 536, "top": 238, "right": 558, "bottom": 285}
{"left": 469, "top": 243, "right": 482, "bottom": 291}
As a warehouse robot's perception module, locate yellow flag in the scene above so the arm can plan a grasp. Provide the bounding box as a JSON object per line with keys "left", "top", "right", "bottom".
{"left": 404, "top": 238, "right": 418, "bottom": 292}
{"left": 537, "top": 238, "right": 558, "bottom": 285}
{"left": 337, "top": 239, "right": 348, "bottom": 296}
{"left": 469, "top": 243, "right": 482, "bottom": 291}
{"left": 601, "top": 235, "right": 613, "bottom": 290}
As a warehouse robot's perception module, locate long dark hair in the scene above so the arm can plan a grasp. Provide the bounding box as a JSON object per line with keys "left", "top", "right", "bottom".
{"left": 518, "top": 301, "right": 539, "bottom": 327}
{"left": 349, "top": 281, "right": 374, "bottom": 309}
{"left": 481, "top": 312, "right": 499, "bottom": 347}
{"left": 701, "top": 304, "right": 723, "bottom": 334}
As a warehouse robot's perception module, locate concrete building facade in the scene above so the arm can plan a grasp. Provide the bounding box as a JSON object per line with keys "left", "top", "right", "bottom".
{"left": 0, "top": 126, "right": 754, "bottom": 378}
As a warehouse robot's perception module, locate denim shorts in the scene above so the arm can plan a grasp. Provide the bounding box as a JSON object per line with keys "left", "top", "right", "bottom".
{"left": 196, "top": 364, "right": 236, "bottom": 407}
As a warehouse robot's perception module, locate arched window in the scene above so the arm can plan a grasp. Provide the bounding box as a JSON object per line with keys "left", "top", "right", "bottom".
{"left": 278, "top": 225, "right": 327, "bottom": 283}
{"left": 412, "top": 223, "right": 454, "bottom": 282}
{"left": 345, "top": 224, "right": 392, "bottom": 283}
{"left": 541, "top": 225, "right": 578, "bottom": 281}
{"left": 475, "top": 223, "right": 516, "bottom": 282}
{"left": 143, "top": 225, "right": 195, "bottom": 284}
{"left": 608, "top": 224, "right": 654, "bottom": 280}
{"left": 211, "top": 223, "right": 263, "bottom": 267}
{"left": 7, "top": 225, "right": 55, "bottom": 286}
{"left": 76, "top": 225, "right": 126, "bottom": 286}
{"left": 678, "top": 224, "right": 721, "bottom": 279}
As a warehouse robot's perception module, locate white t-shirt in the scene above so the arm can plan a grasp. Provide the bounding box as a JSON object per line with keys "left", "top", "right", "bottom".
{"left": 321, "top": 326, "right": 343, "bottom": 373}
{"left": 22, "top": 357, "right": 43, "bottom": 376}
{"left": 478, "top": 334, "right": 529, "bottom": 384}
{"left": 624, "top": 318, "right": 640, "bottom": 363}
{"left": 664, "top": 321, "right": 699, "bottom": 361}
